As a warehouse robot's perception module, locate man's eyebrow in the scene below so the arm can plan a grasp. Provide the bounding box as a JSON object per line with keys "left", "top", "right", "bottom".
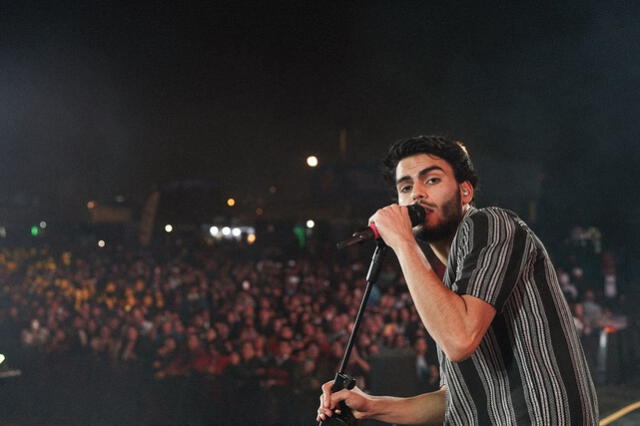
{"left": 395, "top": 166, "right": 444, "bottom": 185}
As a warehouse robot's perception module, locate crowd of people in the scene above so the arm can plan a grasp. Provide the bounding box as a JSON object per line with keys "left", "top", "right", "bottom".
{"left": 0, "top": 229, "right": 633, "bottom": 425}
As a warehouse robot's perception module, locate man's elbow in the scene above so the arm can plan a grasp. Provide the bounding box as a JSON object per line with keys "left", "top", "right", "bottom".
{"left": 443, "top": 337, "right": 479, "bottom": 363}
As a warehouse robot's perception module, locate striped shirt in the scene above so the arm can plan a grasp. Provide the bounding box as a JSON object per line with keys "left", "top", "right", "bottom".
{"left": 436, "top": 206, "right": 598, "bottom": 425}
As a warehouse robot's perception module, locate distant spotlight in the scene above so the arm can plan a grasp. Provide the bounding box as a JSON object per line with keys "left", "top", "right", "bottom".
{"left": 30, "top": 226, "right": 39, "bottom": 237}
{"left": 39, "top": 221, "right": 47, "bottom": 229}
{"left": 98, "top": 240, "right": 106, "bottom": 248}
{"left": 115, "top": 195, "right": 126, "bottom": 203}
{"left": 0, "top": 226, "right": 6, "bottom": 238}
{"left": 222, "top": 226, "right": 231, "bottom": 236}
{"left": 232, "top": 227, "right": 242, "bottom": 237}
{"left": 0, "top": 353, "right": 4, "bottom": 365}
{"left": 209, "top": 226, "right": 219, "bottom": 237}
{"left": 87, "top": 201, "right": 96, "bottom": 209}
{"left": 306, "top": 219, "right": 315, "bottom": 229}
{"left": 164, "top": 224, "right": 173, "bottom": 233}
{"left": 247, "top": 233, "right": 256, "bottom": 244}
{"left": 256, "top": 208, "right": 264, "bottom": 216}
{"left": 306, "top": 155, "right": 319, "bottom": 167}
{"left": 227, "top": 198, "right": 236, "bottom": 207}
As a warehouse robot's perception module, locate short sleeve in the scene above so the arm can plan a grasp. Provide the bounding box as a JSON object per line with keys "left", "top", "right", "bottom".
{"left": 452, "top": 209, "right": 529, "bottom": 311}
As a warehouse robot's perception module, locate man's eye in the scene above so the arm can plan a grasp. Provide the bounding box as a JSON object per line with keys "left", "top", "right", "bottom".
{"left": 426, "top": 178, "right": 440, "bottom": 185}
{"left": 399, "top": 186, "right": 412, "bottom": 193}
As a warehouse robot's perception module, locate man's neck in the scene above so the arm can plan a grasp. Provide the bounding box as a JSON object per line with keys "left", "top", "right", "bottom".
{"left": 429, "top": 239, "right": 452, "bottom": 266}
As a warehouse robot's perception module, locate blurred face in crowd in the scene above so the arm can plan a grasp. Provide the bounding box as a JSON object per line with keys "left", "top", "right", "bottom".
{"left": 414, "top": 337, "right": 428, "bottom": 355}
{"left": 187, "top": 334, "right": 201, "bottom": 351}
{"left": 126, "top": 326, "right": 139, "bottom": 342}
{"left": 161, "top": 321, "right": 173, "bottom": 335}
{"left": 306, "top": 342, "right": 320, "bottom": 360}
{"left": 99, "top": 325, "right": 111, "bottom": 339}
{"left": 204, "top": 328, "right": 217, "bottom": 342}
{"left": 302, "top": 322, "right": 315, "bottom": 337}
{"left": 278, "top": 340, "right": 292, "bottom": 358}
{"left": 241, "top": 341, "right": 255, "bottom": 360}
{"left": 280, "top": 325, "right": 294, "bottom": 340}
{"left": 165, "top": 337, "right": 177, "bottom": 351}
{"left": 395, "top": 154, "right": 471, "bottom": 242}
{"left": 230, "top": 352, "right": 241, "bottom": 365}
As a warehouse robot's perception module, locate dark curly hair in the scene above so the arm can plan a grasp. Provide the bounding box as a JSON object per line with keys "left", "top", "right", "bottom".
{"left": 382, "top": 135, "right": 479, "bottom": 190}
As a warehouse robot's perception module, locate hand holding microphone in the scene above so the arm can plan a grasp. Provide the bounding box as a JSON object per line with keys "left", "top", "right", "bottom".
{"left": 337, "top": 204, "right": 426, "bottom": 249}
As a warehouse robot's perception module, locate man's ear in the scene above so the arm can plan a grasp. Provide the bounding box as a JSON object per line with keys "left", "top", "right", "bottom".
{"left": 460, "top": 181, "right": 474, "bottom": 204}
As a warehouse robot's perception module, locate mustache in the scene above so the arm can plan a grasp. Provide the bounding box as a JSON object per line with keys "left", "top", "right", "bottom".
{"left": 415, "top": 200, "right": 438, "bottom": 209}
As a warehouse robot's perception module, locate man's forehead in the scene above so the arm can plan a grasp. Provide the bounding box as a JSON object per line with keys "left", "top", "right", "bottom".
{"left": 395, "top": 153, "right": 452, "bottom": 179}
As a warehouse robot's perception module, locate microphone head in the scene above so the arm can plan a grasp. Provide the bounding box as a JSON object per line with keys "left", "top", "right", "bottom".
{"left": 407, "top": 204, "right": 426, "bottom": 227}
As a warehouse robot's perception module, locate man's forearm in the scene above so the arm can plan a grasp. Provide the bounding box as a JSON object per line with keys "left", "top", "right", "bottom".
{"left": 393, "top": 240, "right": 493, "bottom": 362}
{"left": 366, "top": 387, "right": 447, "bottom": 425}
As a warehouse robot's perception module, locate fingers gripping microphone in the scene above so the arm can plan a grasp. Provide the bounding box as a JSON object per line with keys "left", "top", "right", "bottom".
{"left": 336, "top": 204, "right": 426, "bottom": 249}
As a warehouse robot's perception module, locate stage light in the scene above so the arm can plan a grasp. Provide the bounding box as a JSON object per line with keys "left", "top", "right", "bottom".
{"left": 0, "top": 354, "right": 5, "bottom": 365}
{"left": 306, "top": 155, "right": 319, "bottom": 167}
{"left": 30, "top": 226, "right": 39, "bottom": 236}
{"left": 87, "top": 201, "right": 96, "bottom": 209}
{"left": 306, "top": 219, "right": 315, "bottom": 229}
{"left": 232, "top": 227, "right": 241, "bottom": 237}
{"left": 164, "top": 224, "right": 173, "bottom": 233}
{"left": 222, "top": 227, "right": 231, "bottom": 236}
{"left": 0, "top": 227, "right": 6, "bottom": 238}
{"left": 247, "top": 233, "right": 256, "bottom": 244}
{"left": 227, "top": 198, "right": 236, "bottom": 207}
{"left": 209, "top": 226, "right": 219, "bottom": 236}
{"left": 98, "top": 240, "right": 106, "bottom": 248}
{"left": 39, "top": 221, "right": 47, "bottom": 229}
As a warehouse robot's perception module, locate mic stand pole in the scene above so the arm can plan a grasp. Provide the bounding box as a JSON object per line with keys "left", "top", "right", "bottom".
{"left": 319, "top": 241, "right": 387, "bottom": 426}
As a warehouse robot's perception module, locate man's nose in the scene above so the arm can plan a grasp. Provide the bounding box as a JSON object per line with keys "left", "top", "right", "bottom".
{"left": 412, "top": 182, "right": 428, "bottom": 201}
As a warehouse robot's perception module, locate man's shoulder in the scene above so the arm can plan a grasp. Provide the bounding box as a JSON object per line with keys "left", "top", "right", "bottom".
{"left": 461, "top": 206, "right": 523, "bottom": 229}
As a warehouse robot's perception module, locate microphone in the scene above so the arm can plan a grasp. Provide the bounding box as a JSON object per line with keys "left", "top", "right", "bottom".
{"left": 336, "top": 204, "right": 426, "bottom": 249}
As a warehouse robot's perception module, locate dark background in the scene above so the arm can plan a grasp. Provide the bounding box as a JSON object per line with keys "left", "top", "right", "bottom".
{"left": 1, "top": 1, "right": 639, "bottom": 248}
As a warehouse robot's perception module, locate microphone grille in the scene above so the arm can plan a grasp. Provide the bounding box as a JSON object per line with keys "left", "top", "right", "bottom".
{"left": 408, "top": 204, "right": 426, "bottom": 227}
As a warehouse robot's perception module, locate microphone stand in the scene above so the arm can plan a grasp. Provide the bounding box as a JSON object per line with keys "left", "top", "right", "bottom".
{"left": 319, "top": 241, "right": 387, "bottom": 426}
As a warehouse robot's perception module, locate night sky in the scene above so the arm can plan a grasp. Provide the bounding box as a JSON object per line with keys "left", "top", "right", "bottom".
{"left": 2, "top": 1, "right": 640, "bottom": 241}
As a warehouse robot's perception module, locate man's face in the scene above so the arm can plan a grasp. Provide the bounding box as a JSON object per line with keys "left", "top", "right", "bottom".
{"left": 395, "top": 153, "right": 465, "bottom": 242}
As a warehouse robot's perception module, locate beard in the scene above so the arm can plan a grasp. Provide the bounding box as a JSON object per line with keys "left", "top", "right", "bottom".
{"left": 414, "top": 190, "right": 463, "bottom": 243}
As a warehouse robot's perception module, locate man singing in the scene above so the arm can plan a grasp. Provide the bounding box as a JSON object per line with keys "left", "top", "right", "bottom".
{"left": 317, "top": 135, "right": 598, "bottom": 425}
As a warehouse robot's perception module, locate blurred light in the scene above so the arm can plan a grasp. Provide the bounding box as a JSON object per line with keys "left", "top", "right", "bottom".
{"left": 209, "top": 226, "right": 219, "bottom": 237}
{"left": 0, "top": 353, "right": 4, "bottom": 364}
{"left": 256, "top": 208, "right": 264, "bottom": 216}
{"left": 227, "top": 198, "right": 236, "bottom": 207}
{"left": 247, "top": 233, "right": 256, "bottom": 244}
{"left": 30, "top": 226, "right": 39, "bottom": 237}
{"left": 98, "top": 240, "right": 106, "bottom": 248}
{"left": 115, "top": 195, "right": 126, "bottom": 203}
{"left": 87, "top": 201, "right": 96, "bottom": 209}
{"left": 306, "top": 219, "right": 315, "bottom": 229}
{"left": 293, "top": 225, "right": 306, "bottom": 247}
{"left": 164, "top": 224, "right": 173, "bottom": 233}
{"left": 222, "top": 227, "right": 231, "bottom": 236}
{"left": 0, "top": 226, "right": 6, "bottom": 238}
{"left": 39, "top": 221, "right": 47, "bottom": 229}
{"left": 269, "top": 185, "right": 277, "bottom": 194}
{"left": 232, "top": 227, "right": 242, "bottom": 237}
{"left": 306, "top": 155, "right": 319, "bottom": 167}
